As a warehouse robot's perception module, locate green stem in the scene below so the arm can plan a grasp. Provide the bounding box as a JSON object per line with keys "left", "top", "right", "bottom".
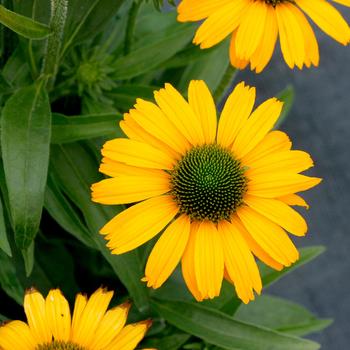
{"left": 41, "top": 0, "right": 68, "bottom": 89}
{"left": 124, "top": 0, "right": 142, "bottom": 55}
{"left": 213, "top": 65, "right": 238, "bottom": 104}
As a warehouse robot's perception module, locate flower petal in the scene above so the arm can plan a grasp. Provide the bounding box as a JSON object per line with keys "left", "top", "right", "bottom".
{"left": 144, "top": 215, "right": 190, "bottom": 289}
{"left": 278, "top": 193, "right": 309, "bottom": 209}
{"left": 0, "top": 321, "right": 36, "bottom": 350}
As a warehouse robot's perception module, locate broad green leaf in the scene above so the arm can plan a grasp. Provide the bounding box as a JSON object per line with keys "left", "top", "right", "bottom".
{"left": 0, "top": 195, "right": 11, "bottom": 256}
{"left": 112, "top": 23, "right": 195, "bottom": 80}
{"left": 107, "top": 85, "right": 156, "bottom": 111}
{"left": 1, "top": 82, "right": 52, "bottom": 249}
{"left": 144, "top": 333, "right": 191, "bottom": 350}
{"left": 45, "top": 172, "right": 95, "bottom": 248}
{"left": 22, "top": 241, "right": 35, "bottom": 277}
{"left": 260, "top": 246, "right": 325, "bottom": 287}
{"left": 176, "top": 39, "right": 230, "bottom": 94}
{"left": 152, "top": 299, "right": 320, "bottom": 350}
{"left": 0, "top": 250, "right": 24, "bottom": 304}
{"left": 49, "top": 143, "right": 150, "bottom": 311}
{"left": 51, "top": 113, "right": 122, "bottom": 144}
{"left": 0, "top": 5, "right": 51, "bottom": 39}
{"left": 236, "top": 295, "right": 332, "bottom": 337}
{"left": 275, "top": 85, "right": 295, "bottom": 129}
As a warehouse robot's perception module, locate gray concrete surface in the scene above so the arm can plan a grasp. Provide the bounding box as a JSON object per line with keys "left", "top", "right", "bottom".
{"left": 238, "top": 12, "right": 350, "bottom": 349}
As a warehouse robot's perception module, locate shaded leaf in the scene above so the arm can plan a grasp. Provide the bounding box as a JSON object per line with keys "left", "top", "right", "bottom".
{"left": 1, "top": 82, "right": 52, "bottom": 250}
{"left": 152, "top": 299, "right": 320, "bottom": 350}
{"left": 275, "top": 85, "right": 295, "bottom": 128}
{"left": 22, "top": 241, "right": 34, "bottom": 277}
{"left": 0, "top": 5, "right": 51, "bottom": 39}
{"left": 0, "top": 195, "right": 11, "bottom": 256}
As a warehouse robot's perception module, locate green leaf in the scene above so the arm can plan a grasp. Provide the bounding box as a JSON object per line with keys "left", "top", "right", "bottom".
{"left": 1, "top": 82, "right": 52, "bottom": 249}
{"left": 144, "top": 333, "right": 191, "bottom": 350}
{"left": 112, "top": 23, "right": 195, "bottom": 80}
{"left": 49, "top": 142, "right": 150, "bottom": 312}
{"left": 152, "top": 299, "right": 320, "bottom": 350}
{"left": 260, "top": 246, "right": 326, "bottom": 287}
{"left": 275, "top": 85, "right": 295, "bottom": 129}
{"left": 51, "top": 113, "right": 122, "bottom": 144}
{"left": 236, "top": 295, "right": 332, "bottom": 337}
{"left": 0, "top": 250, "right": 24, "bottom": 304}
{"left": 0, "top": 195, "right": 12, "bottom": 256}
{"left": 0, "top": 313, "right": 8, "bottom": 322}
{"left": 22, "top": 241, "right": 35, "bottom": 277}
{"left": 0, "top": 5, "right": 51, "bottom": 40}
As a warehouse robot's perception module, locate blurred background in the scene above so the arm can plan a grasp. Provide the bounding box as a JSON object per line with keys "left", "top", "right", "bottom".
{"left": 239, "top": 13, "right": 350, "bottom": 348}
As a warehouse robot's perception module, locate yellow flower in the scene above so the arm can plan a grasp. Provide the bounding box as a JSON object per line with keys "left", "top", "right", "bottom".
{"left": 177, "top": 0, "right": 350, "bottom": 72}
{"left": 91, "top": 80, "right": 321, "bottom": 303}
{"left": 0, "top": 288, "right": 151, "bottom": 350}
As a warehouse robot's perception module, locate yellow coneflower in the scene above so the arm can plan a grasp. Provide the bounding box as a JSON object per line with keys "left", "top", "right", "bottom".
{"left": 91, "top": 80, "right": 321, "bottom": 303}
{"left": 0, "top": 288, "right": 152, "bottom": 350}
{"left": 177, "top": 0, "right": 350, "bottom": 72}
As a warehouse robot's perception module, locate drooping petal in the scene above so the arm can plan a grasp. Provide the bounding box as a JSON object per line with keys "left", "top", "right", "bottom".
{"left": 232, "top": 98, "right": 283, "bottom": 159}
{"left": 244, "top": 195, "right": 308, "bottom": 236}
{"left": 91, "top": 172, "right": 171, "bottom": 205}
{"left": 188, "top": 80, "right": 217, "bottom": 143}
{"left": 237, "top": 206, "right": 299, "bottom": 266}
{"left": 217, "top": 82, "right": 256, "bottom": 148}
{"left": 102, "top": 195, "right": 179, "bottom": 254}
{"left": 218, "top": 220, "right": 262, "bottom": 304}
{"left": 144, "top": 215, "right": 191, "bottom": 289}
{"left": 45, "top": 289, "right": 71, "bottom": 342}
{"left": 70, "top": 288, "right": 113, "bottom": 347}
{"left": 229, "top": 31, "right": 250, "bottom": 69}
{"left": 278, "top": 193, "right": 309, "bottom": 209}
{"left": 194, "top": 221, "right": 224, "bottom": 299}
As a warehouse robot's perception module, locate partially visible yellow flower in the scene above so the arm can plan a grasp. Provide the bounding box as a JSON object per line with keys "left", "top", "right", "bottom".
{"left": 0, "top": 288, "right": 151, "bottom": 350}
{"left": 177, "top": 0, "right": 350, "bottom": 72}
{"left": 91, "top": 80, "right": 321, "bottom": 304}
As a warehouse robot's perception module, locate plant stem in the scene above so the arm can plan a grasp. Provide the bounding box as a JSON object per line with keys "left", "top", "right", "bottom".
{"left": 124, "top": 0, "right": 142, "bottom": 55}
{"left": 213, "top": 65, "right": 238, "bottom": 104}
{"left": 41, "top": 0, "right": 68, "bottom": 89}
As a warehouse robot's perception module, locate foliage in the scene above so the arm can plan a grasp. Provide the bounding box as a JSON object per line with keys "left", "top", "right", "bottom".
{"left": 0, "top": 1, "right": 329, "bottom": 349}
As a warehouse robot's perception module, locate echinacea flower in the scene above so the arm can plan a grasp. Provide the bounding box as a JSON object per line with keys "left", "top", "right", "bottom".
{"left": 0, "top": 288, "right": 151, "bottom": 350}
{"left": 91, "top": 80, "right": 321, "bottom": 303}
{"left": 177, "top": 0, "right": 350, "bottom": 72}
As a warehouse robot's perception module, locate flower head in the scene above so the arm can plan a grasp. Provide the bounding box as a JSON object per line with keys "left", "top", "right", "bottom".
{"left": 91, "top": 80, "right": 321, "bottom": 303}
{"left": 0, "top": 288, "right": 151, "bottom": 350}
{"left": 177, "top": 0, "right": 350, "bottom": 72}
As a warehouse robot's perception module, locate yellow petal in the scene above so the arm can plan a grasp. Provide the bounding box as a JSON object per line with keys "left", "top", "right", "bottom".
{"left": 193, "top": 0, "right": 250, "bottom": 49}
{"left": 45, "top": 289, "right": 71, "bottom": 342}
{"left": 332, "top": 0, "right": 350, "bottom": 6}
{"left": 177, "top": 0, "right": 233, "bottom": 21}
{"left": 133, "top": 98, "right": 190, "bottom": 154}
{"left": 244, "top": 195, "right": 307, "bottom": 236}
{"left": 217, "top": 82, "right": 256, "bottom": 148}
{"left": 250, "top": 6, "right": 279, "bottom": 73}
{"left": 181, "top": 222, "right": 203, "bottom": 301}
{"left": 24, "top": 289, "right": 52, "bottom": 344}
{"left": 144, "top": 215, "right": 190, "bottom": 289}
{"left": 102, "top": 138, "right": 175, "bottom": 170}
{"left": 232, "top": 98, "right": 283, "bottom": 159}
{"left": 71, "top": 288, "right": 113, "bottom": 347}
{"left": 278, "top": 193, "right": 309, "bottom": 209}
{"left": 102, "top": 195, "right": 179, "bottom": 254}
{"left": 237, "top": 206, "right": 299, "bottom": 266}
{"left": 247, "top": 173, "right": 322, "bottom": 198}
{"left": 188, "top": 80, "right": 217, "bottom": 143}
{"left": 194, "top": 221, "right": 224, "bottom": 299}
{"left": 241, "top": 130, "right": 291, "bottom": 166}
{"left": 229, "top": 31, "right": 250, "bottom": 69}
{"left": 90, "top": 301, "right": 131, "bottom": 349}
{"left": 103, "top": 321, "right": 152, "bottom": 350}
{"left": 231, "top": 214, "right": 283, "bottom": 271}
{"left": 71, "top": 293, "right": 88, "bottom": 341}
{"left": 218, "top": 220, "right": 262, "bottom": 304}
{"left": 91, "top": 172, "right": 171, "bottom": 205}
{"left": 276, "top": 3, "right": 305, "bottom": 69}
{"left": 245, "top": 150, "right": 314, "bottom": 177}
{"left": 295, "top": 0, "right": 350, "bottom": 45}
{"left": 154, "top": 83, "right": 205, "bottom": 146}
{"left": 0, "top": 321, "right": 36, "bottom": 350}
{"left": 235, "top": 1, "right": 268, "bottom": 60}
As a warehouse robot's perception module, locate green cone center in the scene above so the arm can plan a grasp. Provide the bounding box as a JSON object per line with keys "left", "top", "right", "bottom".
{"left": 170, "top": 144, "right": 247, "bottom": 223}
{"left": 36, "top": 341, "right": 87, "bottom": 350}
